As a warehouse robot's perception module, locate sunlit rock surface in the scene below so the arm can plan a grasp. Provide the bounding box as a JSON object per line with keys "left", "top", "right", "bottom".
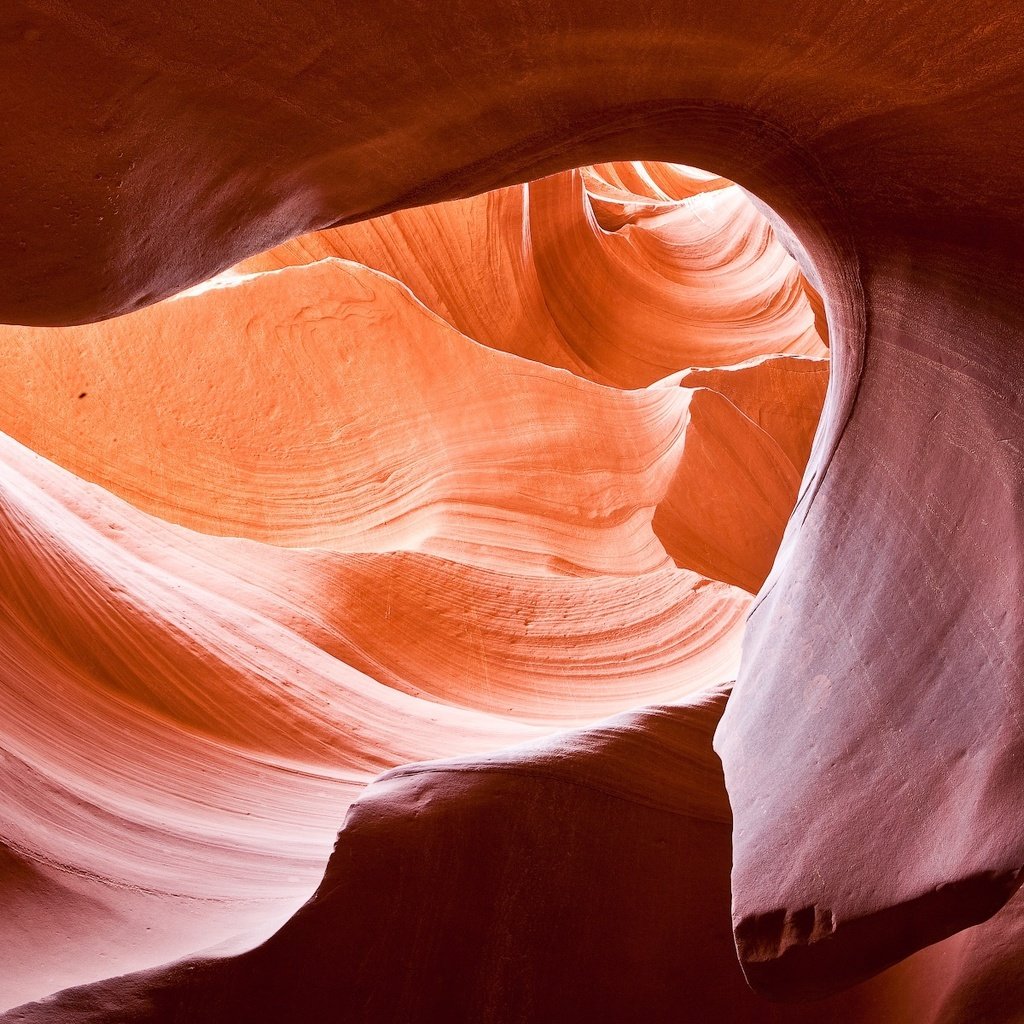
{"left": 237, "top": 164, "right": 826, "bottom": 388}
{"left": 0, "top": 160, "right": 825, "bottom": 1016}
{"left": 2, "top": 0, "right": 1023, "bottom": 1017}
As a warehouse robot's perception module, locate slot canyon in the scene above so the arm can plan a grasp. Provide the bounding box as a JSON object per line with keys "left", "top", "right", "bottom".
{"left": 0, "top": 3, "right": 1022, "bottom": 1022}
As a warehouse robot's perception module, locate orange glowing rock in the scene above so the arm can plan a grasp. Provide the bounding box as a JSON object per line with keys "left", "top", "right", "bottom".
{"left": 2, "top": 259, "right": 694, "bottom": 575}
{"left": 2, "top": 0, "right": 1023, "bottom": 1016}
{"left": 239, "top": 163, "right": 826, "bottom": 388}
{"left": 654, "top": 386, "right": 805, "bottom": 594}
{"left": 0, "top": 153, "right": 823, "bottom": 1016}
{"left": 0, "top": 410, "right": 753, "bottom": 1008}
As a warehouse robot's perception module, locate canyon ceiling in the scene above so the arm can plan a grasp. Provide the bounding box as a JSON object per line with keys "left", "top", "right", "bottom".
{"left": 1, "top": 1, "right": 1023, "bottom": 1022}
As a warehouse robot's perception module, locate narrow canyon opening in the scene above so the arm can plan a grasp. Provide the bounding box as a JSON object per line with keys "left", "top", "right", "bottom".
{"left": 0, "top": 160, "right": 830, "bottom": 1014}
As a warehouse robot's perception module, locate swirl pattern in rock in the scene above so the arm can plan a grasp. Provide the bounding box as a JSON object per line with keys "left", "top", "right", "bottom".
{"left": 0, "top": 156, "right": 827, "bottom": 1015}
{"left": 5, "top": 0, "right": 1021, "bottom": 1006}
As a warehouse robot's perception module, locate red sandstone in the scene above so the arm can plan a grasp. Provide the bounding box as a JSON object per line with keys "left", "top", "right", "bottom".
{"left": 1, "top": 1, "right": 1022, "bottom": 1019}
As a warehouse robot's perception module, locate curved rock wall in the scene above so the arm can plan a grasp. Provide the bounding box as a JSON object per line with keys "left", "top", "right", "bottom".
{"left": 0, "top": 160, "right": 828, "bottom": 1016}
{"left": 1, "top": 0, "right": 1022, "bottom": 1016}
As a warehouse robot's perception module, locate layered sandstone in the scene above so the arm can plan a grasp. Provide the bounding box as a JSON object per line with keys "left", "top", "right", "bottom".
{"left": 2, "top": 0, "right": 1022, "bottom": 1016}
{"left": 0, "top": 160, "right": 826, "bottom": 1016}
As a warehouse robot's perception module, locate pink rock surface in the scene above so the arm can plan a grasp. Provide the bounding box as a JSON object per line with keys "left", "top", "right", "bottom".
{"left": 0, "top": 154, "right": 825, "bottom": 1014}
{"left": 1, "top": 0, "right": 1022, "bottom": 1013}
{"left": 6, "top": 687, "right": 1021, "bottom": 1023}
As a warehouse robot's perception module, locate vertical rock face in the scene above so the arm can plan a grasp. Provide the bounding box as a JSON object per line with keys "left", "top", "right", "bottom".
{"left": 1, "top": 0, "right": 1023, "bottom": 1018}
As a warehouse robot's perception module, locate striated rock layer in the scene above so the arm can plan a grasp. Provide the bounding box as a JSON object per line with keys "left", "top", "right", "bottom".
{"left": 6, "top": 686, "right": 1022, "bottom": 1023}
{"left": 2, "top": 0, "right": 1023, "bottom": 1014}
{"left": 236, "top": 163, "right": 826, "bottom": 389}
{"left": 0, "top": 156, "right": 829, "bottom": 1018}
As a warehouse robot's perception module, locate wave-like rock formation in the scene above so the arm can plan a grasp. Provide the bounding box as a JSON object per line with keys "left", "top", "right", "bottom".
{"left": 2, "top": 0, "right": 1022, "bottom": 1018}
{"left": 0, "top": 154, "right": 830, "bottom": 1017}
{"left": 0, "top": 689, "right": 924, "bottom": 1022}
{"left": 237, "top": 163, "right": 826, "bottom": 388}
{"left": 9, "top": 683, "right": 1024, "bottom": 1023}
